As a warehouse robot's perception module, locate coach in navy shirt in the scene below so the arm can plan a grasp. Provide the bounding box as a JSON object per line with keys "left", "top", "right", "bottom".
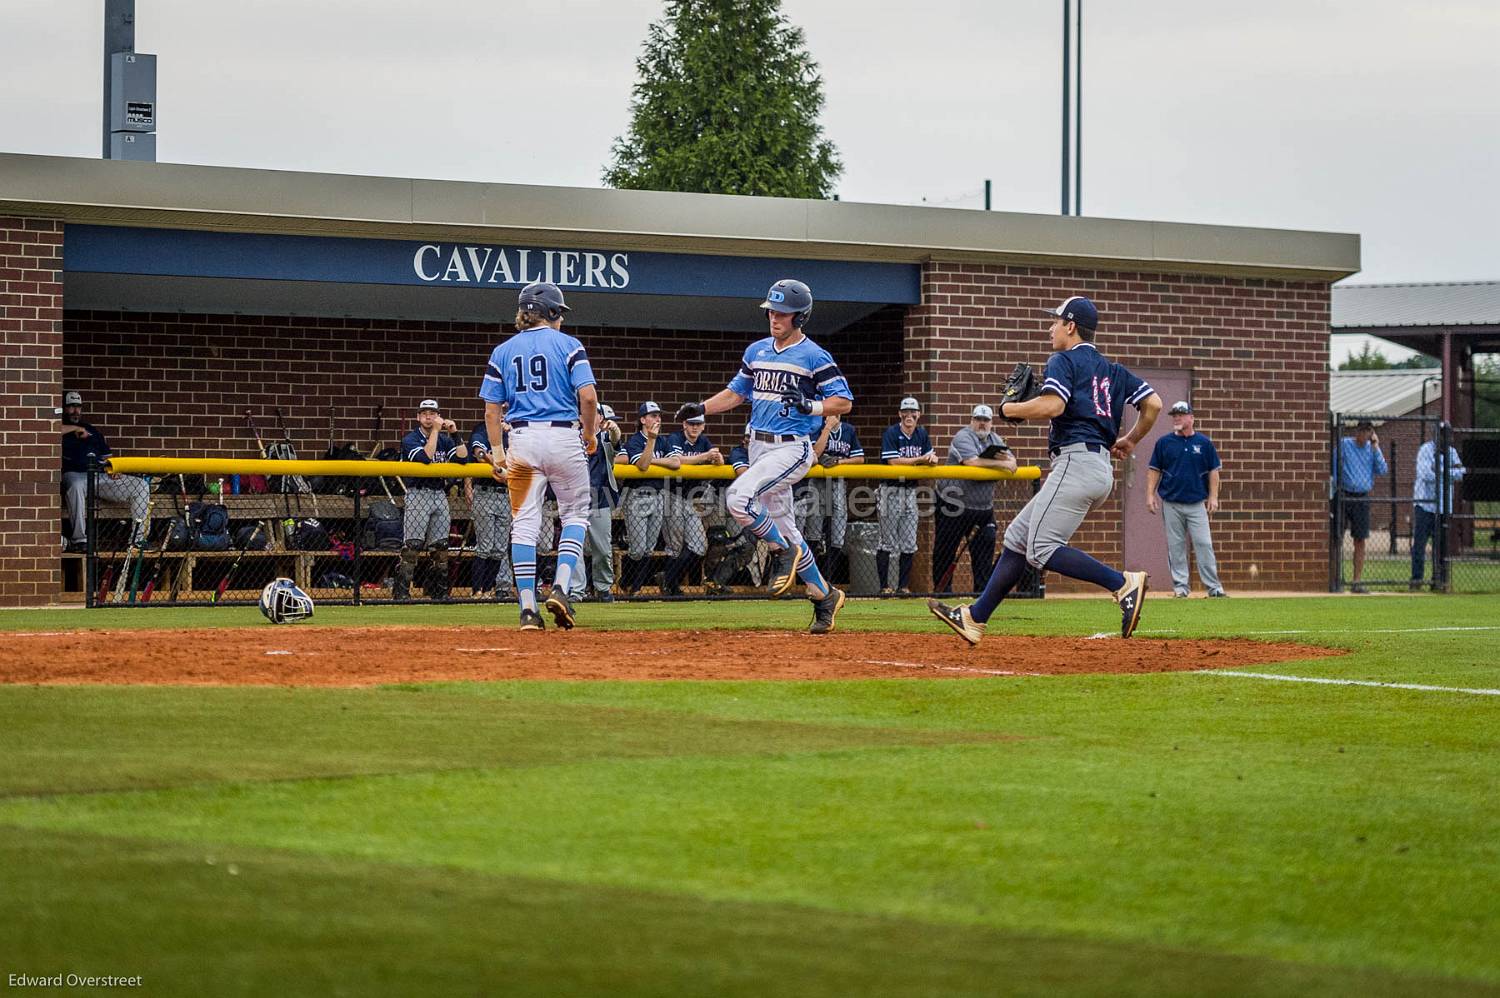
{"left": 1147, "top": 401, "right": 1225, "bottom": 598}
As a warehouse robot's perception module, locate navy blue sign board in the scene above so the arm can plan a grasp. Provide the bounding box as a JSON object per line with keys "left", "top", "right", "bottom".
{"left": 65, "top": 225, "right": 920, "bottom": 305}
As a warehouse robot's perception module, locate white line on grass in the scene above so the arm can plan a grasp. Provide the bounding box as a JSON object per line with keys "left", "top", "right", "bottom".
{"left": 1196, "top": 670, "right": 1500, "bottom": 696}
{"left": 861, "top": 659, "right": 1040, "bottom": 678}
{"left": 1142, "top": 625, "right": 1500, "bottom": 637}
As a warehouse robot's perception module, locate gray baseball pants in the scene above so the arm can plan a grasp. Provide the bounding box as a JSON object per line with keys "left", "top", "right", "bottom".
{"left": 403, "top": 488, "right": 451, "bottom": 548}
{"left": 471, "top": 486, "right": 514, "bottom": 589}
{"left": 571, "top": 505, "right": 617, "bottom": 597}
{"left": 1004, "top": 444, "right": 1114, "bottom": 568}
{"left": 624, "top": 487, "right": 664, "bottom": 559}
{"left": 1163, "top": 500, "right": 1222, "bottom": 595}
{"left": 877, "top": 484, "right": 918, "bottom": 554}
{"left": 65, "top": 471, "right": 150, "bottom": 546}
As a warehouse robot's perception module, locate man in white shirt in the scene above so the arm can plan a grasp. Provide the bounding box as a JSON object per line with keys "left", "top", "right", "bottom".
{"left": 1410, "top": 437, "right": 1466, "bottom": 589}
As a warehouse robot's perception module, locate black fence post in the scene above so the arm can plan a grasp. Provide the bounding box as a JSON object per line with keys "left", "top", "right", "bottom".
{"left": 352, "top": 489, "right": 363, "bottom": 607}
{"left": 1436, "top": 422, "right": 1451, "bottom": 591}
{"left": 85, "top": 455, "right": 98, "bottom": 608}
{"left": 1388, "top": 439, "right": 1398, "bottom": 555}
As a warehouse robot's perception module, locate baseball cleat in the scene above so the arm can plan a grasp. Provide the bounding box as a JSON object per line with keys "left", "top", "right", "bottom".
{"left": 808, "top": 588, "right": 846, "bottom": 635}
{"left": 519, "top": 608, "right": 546, "bottom": 631}
{"left": 767, "top": 549, "right": 797, "bottom": 598}
{"left": 928, "top": 599, "right": 985, "bottom": 646}
{"left": 544, "top": 589, "right": 576, "bottom": 630}
{"left": 1115, "top": 571, "right": 1148, "bottom": 638}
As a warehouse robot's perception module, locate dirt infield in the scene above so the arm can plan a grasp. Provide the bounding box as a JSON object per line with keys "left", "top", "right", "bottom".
{"left": 0, "top": 627, "right": 1341, "bottom": 686}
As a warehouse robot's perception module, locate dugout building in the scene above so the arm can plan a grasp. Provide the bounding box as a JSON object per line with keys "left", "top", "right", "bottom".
{"left": 0, "top": 152, "right": 1359, "bottom": 607}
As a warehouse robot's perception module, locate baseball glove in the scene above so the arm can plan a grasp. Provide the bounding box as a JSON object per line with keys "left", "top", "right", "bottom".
{"left": 675, "top": 402, "right": 705, "bottom": 422}
{"left": 998, "top": 362, "right": 1040, "bottom": 423}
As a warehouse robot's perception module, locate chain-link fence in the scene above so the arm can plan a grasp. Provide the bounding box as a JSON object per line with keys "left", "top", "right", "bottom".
{"left": 1330, "top": 415, "right": 1500, "bottom": 593}
{"left": 82, "top": 459, "right": 1042, "bottom": 607}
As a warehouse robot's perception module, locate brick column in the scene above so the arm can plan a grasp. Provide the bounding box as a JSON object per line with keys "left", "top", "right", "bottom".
{"left": 0, "top": 217, "right": 64, "bottom": 606}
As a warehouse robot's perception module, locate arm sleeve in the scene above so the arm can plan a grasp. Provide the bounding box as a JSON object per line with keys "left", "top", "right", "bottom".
{"left": 402, "top": 430, "right": 432, "bottom": 464}
{"left": 727, "top": 344, "right": 756, "bottom": 397}
{"left": 624, "top": 434, "right": 645, "bottom": 460}
{"left": 1119, "top": 368, "right": 1152, "bottom": 408}
{"left": 665, "top": 433, "right": 686, "bottom": 457}
{"left": 1039, "top": 353, "right": 1072, "bottom": 401}
{"left": 1205, "top": 438, "right": 1222, "bottom": 471}
{"left": 565, "top": 340, "right": 596, "bottom": 391}
{"left": 469, "top": 431, "right": 489, "bottom": 459}
{"left": 880, "top": 425, "right": 901, "bottom": 460}
{"left": 811, "top": 346, "right": 853, "bottom": 400}
{"left": 479, "top": 346, "right": 511, "bottom": 405}
{"left": 1373, "top": 444, "right": 1389, "bottom": 476}
{"left": 846, "top": 426, "right": 864, "bottom": 457}
{"left": 950, "top": 429, "right": 980, "bottom": 462}
{"left": 1147, "top": 436, "right": 1169, "bottom": 472}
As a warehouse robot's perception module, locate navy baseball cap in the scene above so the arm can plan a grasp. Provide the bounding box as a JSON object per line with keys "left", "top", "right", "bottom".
{"left": 638, "top": 401, "right": 662, "bottom": 417}
{"left": 683, "top": 414, "right": 706, "bottom": 424}
{"left": 1043, "top": 295, "right": 1098, "bottom": 330}
{"left": 1169, "top": 401, "right": 1193, "bottom": 415}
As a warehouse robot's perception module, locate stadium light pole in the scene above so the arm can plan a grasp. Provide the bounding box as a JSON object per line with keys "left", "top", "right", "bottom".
{"left": 1061, "top": 0, "right": 1071, "bottom": 215}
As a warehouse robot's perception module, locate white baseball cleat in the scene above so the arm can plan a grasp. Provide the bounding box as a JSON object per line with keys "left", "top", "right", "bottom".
{"left": 1115, "top": 571, "right": 1148, "bottom": 638}
{"left": 928, "top": 599, "right": 985, "bottom": 646}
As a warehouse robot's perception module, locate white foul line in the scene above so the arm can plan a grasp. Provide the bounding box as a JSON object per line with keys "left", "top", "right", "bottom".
{"left": 1143, "top": 625, "right": 1500, "bottom": 637}
{"left": 1197, "top": 670, "right": 1500, "bottom": 696}
{"left": 861, "top": 659, "right": 1039, "bottom": 678}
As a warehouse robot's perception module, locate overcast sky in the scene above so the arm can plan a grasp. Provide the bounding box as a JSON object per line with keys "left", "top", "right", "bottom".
{"left": 3, "top": 0, "right": 1497, "bottom": 363}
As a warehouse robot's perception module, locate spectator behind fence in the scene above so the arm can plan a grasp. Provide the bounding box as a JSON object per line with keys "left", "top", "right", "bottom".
{"left": 1410, "top": 436, "right": 1466, "bottom": 590}
{"left": 617, "top": 401, "right": 678, "bottom": 595}
{"left": 1336, "top": 420, "right": 1387, "bottom": 593}
{"left": 60, "top": 390, "right": 150, "bottom": 552}
{"left": 878, "top": 397, "right": 937, "bottom": 594}
{"left": 570, "top": 403, "right": 623, "bottom": 602}
{"left": 1146, "top": 401, "right": 1226, "bottom": 598}
{"left": 933, "top": 404, "right": 1015, "bottom": 593}
{"left": 814, "top": 413, "right": 863, "bottom": 583}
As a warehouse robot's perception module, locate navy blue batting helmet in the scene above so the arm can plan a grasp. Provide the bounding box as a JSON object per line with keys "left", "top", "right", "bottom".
{"left": 760, "top": 279, "right": 813, "bottom": 328}
{"left": 517, "top": 281, "right": 571, "bottom": 321}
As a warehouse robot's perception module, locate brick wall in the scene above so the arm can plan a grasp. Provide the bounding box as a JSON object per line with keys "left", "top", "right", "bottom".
{"left": 904, "top": 263, "right": 1333, "bottom": 591}
{"left": 62, "top": 308, "right": 905, "bottom": 456}
{"left": 0, "top": 218, "right": 64, "bottom": 606}
{"left": 57, "top": 263, "right": 1333, "bottom": 598}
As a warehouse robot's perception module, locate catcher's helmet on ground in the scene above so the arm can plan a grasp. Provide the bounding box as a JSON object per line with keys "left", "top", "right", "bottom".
{"left": 259, "top": 578, "right": 314, "bottom": 624}
{"left": 517, "top": 281, "right": 570, "bottom": 320}
{"left": 760, "top": 279, "right": 813, "bottom": 327}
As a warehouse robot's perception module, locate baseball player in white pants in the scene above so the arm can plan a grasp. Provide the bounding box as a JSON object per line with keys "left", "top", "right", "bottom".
{"left": 479, "top": 282, "right": 599, "bottom": 631}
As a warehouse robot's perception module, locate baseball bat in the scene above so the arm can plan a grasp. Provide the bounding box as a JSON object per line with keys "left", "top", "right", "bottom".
{"left": 115, "top": 477, "right": 155, "bottom": 603}
{"left": 166, "top": 474, "right": 191, "bottom": 602}
{"left": 245, "top": 409, "right": 268, "bottom": 459}
{"left": 95, "top": 562, "right": 115, "bottom": 607}
{"left": 213, "top": 531, "right": 255, "bottom": 603}
{"left": 144, "top": 478, "right": 187, "bottom": 602}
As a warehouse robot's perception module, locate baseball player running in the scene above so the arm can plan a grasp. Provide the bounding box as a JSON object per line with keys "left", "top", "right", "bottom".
{"left": 675, "top": 279, "right": 853, "bottom": 634}
{"left": 930, "top": 296, "right": 1160, "bottom": 642}
{"left": 396, "top": 399, "right": 468, "bottom": 600}
{"left": 478, "top": 281, "right": 599, "bottom": 631}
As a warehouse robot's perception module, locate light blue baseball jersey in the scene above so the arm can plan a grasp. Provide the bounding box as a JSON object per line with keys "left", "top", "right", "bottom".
{"left": 726, "top": 335, "right": 852, "bottom": 437}
{"left": 479, "top": 327, "right": 596, "bottom": 423}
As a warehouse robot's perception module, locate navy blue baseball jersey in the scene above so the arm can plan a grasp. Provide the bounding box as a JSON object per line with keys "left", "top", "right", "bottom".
{"left": 1038, "top": 343, "right": 1153, "bottom": 453}
{"left": 468, "top": 422, "right": 509, "bottom": 490}
{"left": 622, "top": 430, "right": 667, "bottom": 492}
{"left": 881, "top": 424, "right": 932, "bottom": 487}
{"left": 401, "top": 427, "right": 464, "bottom": 491}
{"left": 665, "top": 430, "right": 716, "bottom": 493}
{"left": 823, "top": 422, "right": 863, "bottom": 462}
{"left": 479, "top": 326, "right": 596, "bottom": 423}
{"left": 62, "top": 421, "right": 110, "bottom": 473}
{"left": 1149, "top": 431, "right": 1221, "bottom": 504}
{"left": 726, "top": 335, "right": 852, "bottom": 437}
{"left": 728, "top": 444, "right": 750, "bottom": 473}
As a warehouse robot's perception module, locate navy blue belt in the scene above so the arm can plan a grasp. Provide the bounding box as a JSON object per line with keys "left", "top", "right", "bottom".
{"left": 752, "top": 430, "right": 803, "bottom": 443}
{"left": 1050, "top": 442, "right": 1106, "bottom": 458}
{"left": 509, "top": 420, "right": 577, "bottom": 429}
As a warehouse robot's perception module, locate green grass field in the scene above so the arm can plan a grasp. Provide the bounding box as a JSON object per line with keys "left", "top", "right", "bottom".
{"left": 2, "top": 596, "right": 1497, "bottom": 996}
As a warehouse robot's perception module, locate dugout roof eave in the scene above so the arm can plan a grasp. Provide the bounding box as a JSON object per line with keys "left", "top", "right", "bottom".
{"left": 1, "top": 152, "right": 1361, "bottom": 282}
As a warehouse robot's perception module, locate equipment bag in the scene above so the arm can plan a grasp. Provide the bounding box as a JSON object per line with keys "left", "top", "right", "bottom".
{"left": 288, "top": 517, "right": 331, "bottom": 551}
{"left": 362, "top": 499, "right": 404, "bottom": 551}
{"left": 188, "top": 501, "right": 231, "bottom": 550}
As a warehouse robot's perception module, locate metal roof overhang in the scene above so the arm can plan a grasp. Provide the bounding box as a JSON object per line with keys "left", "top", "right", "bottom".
{"left": 2, "top": 152, "right": 1362, "bottom": 330}
{"left": 1332, "top": 325, "right": 1500, "bottom": 358}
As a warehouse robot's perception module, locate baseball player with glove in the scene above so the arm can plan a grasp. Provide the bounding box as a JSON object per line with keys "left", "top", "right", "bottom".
{"left": 478, "top": 281, "right": 598, "bottom": 631}
{"left": 930, "top": 296, "right": 1160, "bottom": 642}
{"left": 674, "top": 279, "right": 854, "bottom": 634}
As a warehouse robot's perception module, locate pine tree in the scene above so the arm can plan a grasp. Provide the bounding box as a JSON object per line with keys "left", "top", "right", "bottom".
{"left": 604, "top": 0, "right": 842, "bottom": 198}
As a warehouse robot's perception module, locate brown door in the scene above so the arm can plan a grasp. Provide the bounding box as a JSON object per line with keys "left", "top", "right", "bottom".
{"left": 1121, "top": 370, "right": 1193, "bottom": 579}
